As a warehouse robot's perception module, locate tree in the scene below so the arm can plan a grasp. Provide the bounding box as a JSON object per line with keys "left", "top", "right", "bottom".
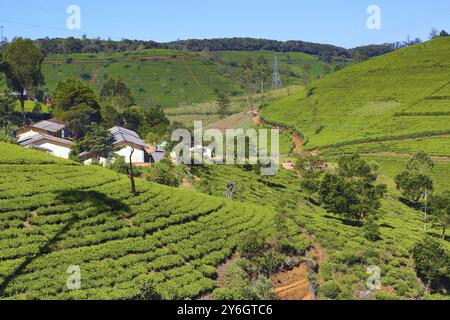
{"left": 407, "top": 151, "right": 434, "bottom": 174}
{"left": 143, "top": 159, "right": 184, "bottom": 187}
{"left": 429, "top": 191, "right": 450, "bottom": 240}
{"left": 0, "top": 90, "right": 17, "bottom": 130}
{"left": 74, "top": 124, "right": 116, "bottom": 160}
{"left": 100, "top": 104, "right": 121, "bottom": 129}
{"left": 295, "top": 155, "right": 323, "bottom": 202}
{"left": 216, "top": 92, "right": 230, "bottom": 119}
{"left": 429, "top": 28, "right": 439, "bottom": 39}
{"left": 53, "top": 79, "right": 101, "bottom": 139}
{"left": 1, "top": 38, "right": 44, "bottom": 123}
{"left": 255, "top": 56, "right": 270, "bottom": 107}
{"left": 412, "top": 236, "right": 449, "bottom": 292}
{"left": 241, "top": 58, "right": 255, "bottom": 113}
{"left": 100, "top": 76, "right": 135, "bottom": 112}
{"left": 395, "top": 171, "right": 433, "bottom": 202}
{"left": 128, "top": 148, "right": 137, "bottom": 195}
{"left": 439, "top": 30, "right": 449, "bottom": 37}
{"left": 319, "top": 154, "right": 386, "bottom": 222}
{"left": 139, "top": 105, "right": 170, "bottom": 137}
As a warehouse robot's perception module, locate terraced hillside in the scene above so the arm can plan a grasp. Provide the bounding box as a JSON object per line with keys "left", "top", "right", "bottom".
{"left": 0, "top": 48, "right": 337, "bottom": 109}
{"left": 193, "top": 163, "right": 450, "bottom": 300}
{"left": 261, "top": 37, "right": 450, "bottom": 154}
{"left": 0, "top": 143, "right": 278, "bottom": 300}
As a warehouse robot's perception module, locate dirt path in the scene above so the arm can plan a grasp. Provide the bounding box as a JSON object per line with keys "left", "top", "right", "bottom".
{"left": 271, "top": 264, "right": 314, "bottom": 300}
{"left": 253, "top": 111, "right": 303, "bottom": 154}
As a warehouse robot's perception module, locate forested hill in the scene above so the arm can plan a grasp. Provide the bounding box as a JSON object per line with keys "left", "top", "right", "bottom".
{"left": 34, "top": 37, "right": 396, "bottom": 61}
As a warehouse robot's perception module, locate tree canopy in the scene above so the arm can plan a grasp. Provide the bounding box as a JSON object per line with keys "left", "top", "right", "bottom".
{"left": 1, "top": 38, "right": 44, "bottom": 121}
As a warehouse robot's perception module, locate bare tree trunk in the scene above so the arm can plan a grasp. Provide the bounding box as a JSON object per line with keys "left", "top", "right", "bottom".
{"left": 129, "top": 148, "right": 137, "bottom": 196}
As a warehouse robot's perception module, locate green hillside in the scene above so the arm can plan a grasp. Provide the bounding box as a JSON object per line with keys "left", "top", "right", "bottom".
{"left": 192, "top": 161, "right": 450, "bottom": 300}
{"left": 0, "top": 143, "right": 280, "bottom": 300}
{"left": 0, "top": 48, "right": 337, "bottom": 110}
{"left": 261, "top": 38, "right": 450, "bottom": 153}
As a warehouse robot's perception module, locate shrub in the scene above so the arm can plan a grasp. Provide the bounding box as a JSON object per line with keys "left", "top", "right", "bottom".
{"left": 412, "top": 236, "right": 449, "bottom": 290}
{"left": 136, "top": 277, "right": 162, "bottom": 300}
{"left": 374, "top": 290, "right": 399, "bottom": 300}
{"left": 319, "top": 280, "right": 341, "bottom": 299}
{"left": 363, "top": 221, "right": 381, "bottom": 241}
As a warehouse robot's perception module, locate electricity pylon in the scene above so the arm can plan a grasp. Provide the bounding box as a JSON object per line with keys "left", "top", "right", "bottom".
{"left": 271, "top": 56, "right": 282, "bottom": 89}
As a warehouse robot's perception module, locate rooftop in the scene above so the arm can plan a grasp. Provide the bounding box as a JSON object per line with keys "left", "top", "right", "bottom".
{"left": 19, "top": 134, "right": 75, "bottom": 147}
{"left": 30, "top": 119, "right": 67, "bottom": 133}
{"left": 109, "top": 126, "right": 146, "bottom": 148}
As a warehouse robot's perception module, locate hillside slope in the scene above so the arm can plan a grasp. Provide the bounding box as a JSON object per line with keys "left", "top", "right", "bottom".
{"left": 193, "top": 163, "right": 450, "bottom": 300}
{"left": 261, "top": 38, "right": 450, "bottom": 153}
{"left": 0, "top": 143, "right": 278, "bottom": 300}
{"left": 0, "top": 48, "right": 337, "bottom": 109}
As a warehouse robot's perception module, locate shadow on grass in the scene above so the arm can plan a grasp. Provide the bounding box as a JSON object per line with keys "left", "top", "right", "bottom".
{"left": 399, "top": 198, "right": 422, "bottom": 211}
{"left": 0, "top": 189, "right": 129, "bottom": 297}
{"left": 324, "top": 214, "right": 363, "bottom": 227}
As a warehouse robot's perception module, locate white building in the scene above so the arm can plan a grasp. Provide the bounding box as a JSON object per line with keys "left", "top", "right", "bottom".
{"left": 109, "top": 126, "right": 147, "bottom": 164}
{"left": 19, "top": 134, "right": 74, "bottom": 159}
{"left": 81, "top": 126, "right": 148, "bottom": 165}
{"left": 16, "top": 119, "right": 73, "bottom": 159}
{"left": 16, "top": 119, "right": 69, "bottom": 141}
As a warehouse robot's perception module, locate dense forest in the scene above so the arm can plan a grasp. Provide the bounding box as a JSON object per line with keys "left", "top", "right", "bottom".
{"left": 33, "top": 36, "right": 398, "bottom": 62}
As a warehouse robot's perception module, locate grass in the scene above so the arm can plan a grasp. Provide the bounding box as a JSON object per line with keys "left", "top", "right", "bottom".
{"left": 192, "top": 162, "right": 450, "bottom": 300}
{"left": 261, "top": 38, "right": 450, "bottom": 152}
{"left": 319, "top": 136, "right": 450, "bottom": 158}
{"left": 0, "top": 142, "right": 278, "bottom": 300}
{"left": 0, "top": 48, "right": 336, "bottom": 112}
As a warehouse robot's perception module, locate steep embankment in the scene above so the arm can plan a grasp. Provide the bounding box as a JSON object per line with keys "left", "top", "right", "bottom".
{"left": 262, "top": 37, "right": 450, "bottom": 155}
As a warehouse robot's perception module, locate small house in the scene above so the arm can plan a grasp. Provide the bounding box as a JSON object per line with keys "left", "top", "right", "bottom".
{"left": 19, "top": 134, "right": 74, "bottom": 159}
{"left": 16, "top": 119, "right": 69, "bottom": 141}
{"left": 109, "top": 126, "right": 147, "bottom": 164}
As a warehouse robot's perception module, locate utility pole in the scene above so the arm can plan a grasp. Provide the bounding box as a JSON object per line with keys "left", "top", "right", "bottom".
{"left": 0, "top": 26, "right": 4, "bottom": 44}
{"left": 271, "top": 56, "right": 282, "bottom": 89}
{"left": 424, "top": 189, "right": 428, "bottom": 231}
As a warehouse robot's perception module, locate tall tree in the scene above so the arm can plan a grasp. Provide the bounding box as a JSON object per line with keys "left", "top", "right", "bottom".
{"left": 74, "top": 124, "right": 116, "bottom": 161}
{"left": 0, "top": 90, "right": 17, "bottom": 130}
{"left": 53, "top": 79, "right": 101, "bottom": 139}
{"left": 216, "top": 92, "right": 231, "bottom": 119}
{"left": 295, "top": 155, "right": 323, "bottom": 202}
{"left": 429, "top": 191, "right": 450, "bottom": 240}
{"left": 1, "top": 38, "right": 44, "bottom": 124}
{"left": 412, "top": 236, "right": 449, "bottom": 292}
{"left": 319, "top": 154, "right": 387, "bottom": 222}
{"left": 256, "top": 56, "right": 270, "bottom": 107}
{"left": 407, "top": 151, "right": 434, "bottom": 174}
{"left": 100, "top": 75, "right": 135, "bottom": 112}
{"left": 395, "top": 171, "right": 433, "bottom": 203}
{"left": 241, "top": 58, "right": 255, "bottom": 113}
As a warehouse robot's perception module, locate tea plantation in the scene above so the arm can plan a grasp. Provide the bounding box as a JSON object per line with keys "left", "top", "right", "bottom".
{"left": 0, "top": 143, "right": 280, "bottom": 300}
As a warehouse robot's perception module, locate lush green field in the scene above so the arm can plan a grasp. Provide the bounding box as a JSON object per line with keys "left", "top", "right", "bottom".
{"left": 319, "top": 136, "right": 450, "bottom": 157}
{"left": 193, "top": 163, "right": 450, "bottom": 300}
{"left": 0, "top": 143, "right": 278, "bottom": 300}
{"left": 0, "top": 48, "right": 336, "bottom": 111}
{"left": 216, "top": 50, "right": 344, "bottom": 83}
{"left": 261, "top": 38, "right": 450, "bottom": 152}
